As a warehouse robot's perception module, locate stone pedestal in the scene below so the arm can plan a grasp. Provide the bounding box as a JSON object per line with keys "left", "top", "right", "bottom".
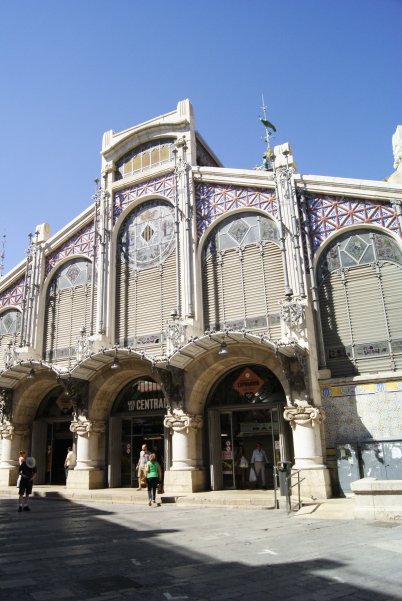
{"left": 352, "top": 477, "right": 402, "bottom": 520}
{"left": 163, "top": 468, "right": 207, "bottom": 493}
{"left": 68, "top": 413, "right": 106, "bottom": 490}
{"left": 66, "top": 468, "right": 105, "bottom": 490}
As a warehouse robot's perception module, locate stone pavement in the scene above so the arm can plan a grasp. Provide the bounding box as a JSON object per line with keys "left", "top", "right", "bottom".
{"left": 1, "top": 492, "right": 402, "bottom": 600}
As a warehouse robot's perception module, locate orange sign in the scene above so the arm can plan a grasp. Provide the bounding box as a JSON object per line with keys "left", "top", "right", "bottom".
{"left": 233, "top": 368, "right": 264, "bottom": 395}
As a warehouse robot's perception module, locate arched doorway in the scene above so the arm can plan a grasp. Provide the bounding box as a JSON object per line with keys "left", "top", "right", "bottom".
{"left": 207, "top": 365, "right": 292, "bottom": 490}
{"left": 110, "top": 376, "right": 169, "bottom": 488}
{"left": 33, "top": 386, "right": 75, "bottom": 484}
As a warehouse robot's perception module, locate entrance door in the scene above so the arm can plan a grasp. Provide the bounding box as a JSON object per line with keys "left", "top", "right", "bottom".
{"left": 209, "top": 406, "right": 286, "bottom": 490}
{"left": 121, "top": 417, "right": 165, "bottom": 488}
{"left": 45, "top": 422, "right": 74, "bottom": 484}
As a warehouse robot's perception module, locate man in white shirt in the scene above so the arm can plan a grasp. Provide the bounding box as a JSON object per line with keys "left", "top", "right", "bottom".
{"left": 250, "top": 442, "right": 269, "bottom": 489}
{"left": 64, "top": 447, "right": 76, "bottom": 481}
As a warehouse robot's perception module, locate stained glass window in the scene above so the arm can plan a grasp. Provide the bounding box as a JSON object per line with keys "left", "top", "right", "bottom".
{"left": 115, "top": 139, "right": 175, "bottom": 180}
{"left": 119, "top": 200, "right": 175, "bottom": 271}
{"left": 0, "top": 309, "right": 21, "bottom": 335}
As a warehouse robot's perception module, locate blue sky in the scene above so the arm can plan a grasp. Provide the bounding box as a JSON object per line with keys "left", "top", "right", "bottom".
{"left": 0, "top": 0, "right": 401, "bottom": 274}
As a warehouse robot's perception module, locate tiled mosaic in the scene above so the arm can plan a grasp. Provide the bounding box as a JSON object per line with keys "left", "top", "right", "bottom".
{"left": 0, "top": 277, "right": 25, "bottom": 309}
{"left": 113, "top": 173, "right": 176, "bottom": 223}
{"left": 195, "top": 182, "right": 277, "bottom": 240}
{"left": 45, "top": 222, "right": 95, "bottom": 277}
{"left": 306, "top": 194, "right": 401, "bottom": 253}
{"left": 321, "top": 381, "right": 402, "bottom": 447}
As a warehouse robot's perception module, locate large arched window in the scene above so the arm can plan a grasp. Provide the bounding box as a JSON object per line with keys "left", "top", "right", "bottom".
{"left": 0, "top": 309, "right": 21, "bottom": 370}
{"left": 115, "top": 200, "right": 176, "bottom": 351}
{"left": 318, "top": 229, "right": 402, "bottom": 376}
{"left": 202, "top": 212, "right": 284, "bottom": 337}
{"left": 115, "top": 139, "right": 175, "bottom": 181}
{"left": 43, "top": 258, "right": 95, "bottom": 367}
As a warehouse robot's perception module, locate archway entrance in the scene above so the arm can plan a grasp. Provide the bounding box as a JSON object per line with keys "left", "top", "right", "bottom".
{"left": 207, "top": 365, "right": 292, "bottom": 490}
{"left": 110, "top": 377, "right": 169, "bottom": 488}
{"left": 32, "top": 386, "right": 75, "bottom": 485}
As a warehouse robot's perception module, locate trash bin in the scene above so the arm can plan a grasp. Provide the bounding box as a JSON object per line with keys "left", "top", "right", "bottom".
{"left": 278, "top": 461, "right": 292, "bottom": 496}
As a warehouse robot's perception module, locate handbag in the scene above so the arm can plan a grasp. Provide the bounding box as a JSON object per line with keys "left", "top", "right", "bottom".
{"left": 249, "top": 466, "right": 257, "bottom": 483}
{"left": 240, "top": 456, "right": 249, "bottom": 468}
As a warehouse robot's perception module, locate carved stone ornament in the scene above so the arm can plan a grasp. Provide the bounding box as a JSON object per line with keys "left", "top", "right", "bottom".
{"left": 279, "top": 298, "right": 305, "bottom": 330}
{"left": 155, "top": 366, "right": 184, "bottom": 409}
{"left": 70, "top": 411, "right": 106, "bottom": 438}
{"left": 283, "top": 404, "right": 325, "bottom": 430}
{"left": 163, "top": 408, "right": 203, "bottom": 433}
{"left": 0, "top": 389, "right": 12, "bottom": 423}
{"left": 0, "top": 419, "right": 14, "bottom": 439}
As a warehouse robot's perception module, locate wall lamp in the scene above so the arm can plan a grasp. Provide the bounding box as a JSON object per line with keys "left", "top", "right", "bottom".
{"left": 218, "top": 341, "right": 229, "bottom": 356}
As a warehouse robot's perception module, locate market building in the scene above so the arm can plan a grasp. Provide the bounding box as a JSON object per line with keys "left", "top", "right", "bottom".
{"left": 0, "top": 100, "right": 401, "bottom": 499}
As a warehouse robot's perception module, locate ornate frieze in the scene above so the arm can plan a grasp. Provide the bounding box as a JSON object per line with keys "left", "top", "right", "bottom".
{"left": 45, "top": 222, "right": 95, "bottom": 277}
{"left": 163, "top": 408, "right": 203, "bottom": 433}
{"left": 279, "top": 298, "right": 305, "bottom": 331}
{"left": 195, "top": 182, "right": 277, "bottom": 240}
{"left": 305, "top": 193, "right": 401, "bottom": 252}
{"left": 284, "top": 403, "right": 325, "bottom": 430}
{"left": 0, "top": 277, "right": 25, "bottom": 309}
{"left": 113, "top": 173, "right": 176, "bottom": 223}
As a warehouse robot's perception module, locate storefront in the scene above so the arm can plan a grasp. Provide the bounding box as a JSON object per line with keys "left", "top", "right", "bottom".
{"left": 207, "top": 365, "right": 292, "bottom": 490}
{"left": 111, "top": 377, "right": 169, "bottom": 487}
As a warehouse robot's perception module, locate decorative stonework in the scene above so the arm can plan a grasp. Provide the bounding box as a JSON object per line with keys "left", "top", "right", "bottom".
{"left": 305, "top": 193, "right": 401, "bottom": 252}
{"left": 0, "top": 277, "right": 25, "bottom": 309}
{"left": 195, "top": 182, "right": 277, "bottom": 240}
{"left": 279, "top": 298, "right": 305, "bottom": 330}
{"left": 45, "top": 222, "right": 95, "bottom": 276}
{"left": 70, "top": 412, "right": 106, "bottom": 437}
{"left": 284, "top": 403, "right": 325, "bottom": 429}
{"left": 163, "top": 408, "right": 203, "bottom": 433}
{"left": 113, "top": 173, "right": 176, "bottom": 223}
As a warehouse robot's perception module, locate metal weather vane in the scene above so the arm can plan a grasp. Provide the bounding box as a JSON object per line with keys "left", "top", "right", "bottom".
{"left": 259, "top": 95, "right": 277, "bottom": 170}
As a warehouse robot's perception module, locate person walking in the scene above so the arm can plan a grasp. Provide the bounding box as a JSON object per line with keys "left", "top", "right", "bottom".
{"left": 136, "top": 444, "right": 149, "bottom": 490}
{"left": 19, "top": 450, "right": 26, "bottom": 465}
{"left": 18, "top": 456, "right": 37, "bottom": 512}
{"left": 145, "top": 453, "right": 161, "bottom": 506}
{"left": 64, "top": 446, "right": 76, "bottom": 481}
{"left": 250, "top": 442, "right": 269, "bottom": 489}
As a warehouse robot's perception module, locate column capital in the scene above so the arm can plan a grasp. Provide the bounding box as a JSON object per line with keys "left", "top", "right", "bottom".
{"left": 0, "top": 420, "right": 29, "bottom": 440}
{"left": 283, "top": 403, "right": 325, "bottom": 430}
{"left": 70, "top": 412, "right": 106, "bottom": 438}
{"left": 164, "top": 408, "right": 203, "bottom": 433}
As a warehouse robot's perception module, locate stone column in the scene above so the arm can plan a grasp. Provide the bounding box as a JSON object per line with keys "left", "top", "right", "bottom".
{"left": 68, "top": 413, "right": 106, "bottom": 490}
{"left": 0, "top": 422, "right": 29, "bottom": 486}
{"left": 163, "top": 408, "right": 206, "bottom": 493}
{"left": 284, "top": 403, "right": 331, "bottom": 498}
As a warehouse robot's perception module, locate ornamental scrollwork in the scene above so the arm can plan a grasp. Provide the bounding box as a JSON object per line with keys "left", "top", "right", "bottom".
{"left": 283, "top": 404, "right": 325, "bottom": 430}
{"left": 279, "top": 297, "right": 305, "bottom": 330}
{"left": 155, "top": 366, "right": 184, "bottom": 409}
{"left": 70, "top": 410, "right": 106, "bottom": 438}
{"left": 163, "top": 408, "right": 203, "bottom": 433}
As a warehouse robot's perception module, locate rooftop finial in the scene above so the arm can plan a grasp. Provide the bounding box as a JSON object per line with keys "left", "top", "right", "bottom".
{"left": 0, "top": 234, "right": 6, "bottom": 277}
{"left": 259, "top": 94, "right": 277, "bottom": 170}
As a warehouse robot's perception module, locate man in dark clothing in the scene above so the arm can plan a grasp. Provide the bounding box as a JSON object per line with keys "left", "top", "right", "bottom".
{"left": 18, "top": 456, "right": 37, "bottom": 512}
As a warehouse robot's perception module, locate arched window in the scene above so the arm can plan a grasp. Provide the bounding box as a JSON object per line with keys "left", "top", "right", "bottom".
{"left": 43, "top": 259, "right": 95, "bottom": 367}
{"left": 318, "top": 229, "right": 402, "bottom": 375}
{"left": 0, "top": 309, "right": 21, "bottom": 370}
{"left": 115, "top": 200, "right": 176, "bottom": 351}
{"left": 115, "top": 139, "right": 175, "bottom": 181}
{"left": 202, "top": 212, "right": 284, "bottom": 337}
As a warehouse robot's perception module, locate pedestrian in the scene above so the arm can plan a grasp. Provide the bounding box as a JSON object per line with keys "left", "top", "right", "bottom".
{"left": 145, "top": 452, "right": 161, "bottom": 506}
{"left": 236, "top": 444, "right": 249, "bottom": 489}
{"left": 136, "top": 444, "right": 149, "bottom": 490}
{"left": 19, "top": 450, "right": 26, "bottom": 465}
{"left": 18, "top": 456, "right": 37, "bottom": 512}
{"left": 250, "top": 442, "right": 269, "bottom": 489}
{"left": 64, "top": 446, "right": 76, "bottom": 481}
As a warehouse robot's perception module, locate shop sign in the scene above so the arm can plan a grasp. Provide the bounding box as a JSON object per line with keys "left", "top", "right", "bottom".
{"left": 233, "top": 368, "right": 264, "bottom": 395}
{"left": 127, "top": 398, "right": 168, "bottom": 412}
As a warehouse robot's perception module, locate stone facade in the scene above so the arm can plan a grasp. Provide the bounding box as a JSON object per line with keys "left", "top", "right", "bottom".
{"left": 0, "top": 100, "right": 401, "bottom": 499}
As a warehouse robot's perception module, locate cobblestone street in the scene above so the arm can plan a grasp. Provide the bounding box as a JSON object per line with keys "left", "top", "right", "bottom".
{"left": 1, "top": 494, "right": 402, "bottom": 600}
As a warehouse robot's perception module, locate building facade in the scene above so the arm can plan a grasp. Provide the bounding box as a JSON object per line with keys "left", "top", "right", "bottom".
{"left": 1, "top": 100, "right": 401, "bottom": 498}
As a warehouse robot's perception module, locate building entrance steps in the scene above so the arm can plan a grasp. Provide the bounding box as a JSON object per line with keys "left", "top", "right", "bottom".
{"left": 0, "top": 484, "right": 356, "bottom": 518}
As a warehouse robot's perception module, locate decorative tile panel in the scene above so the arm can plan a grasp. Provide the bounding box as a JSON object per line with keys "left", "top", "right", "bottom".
{"left": 306, "top": 194, "right": 401, "bottom": 252}
{"left": 0, "top": 277, "right": 25, "bottom": 309}
{"left": 195, "top": 182, "right": 277, "bottom": 239}
{"left": 45, "top": 222, "right": 95, "bottom": 277}
{"left": 113, "top": 173, "right": 176, "bottom": 223}
{"left": 321, "top": 381, "right": 402, "bottom": 447}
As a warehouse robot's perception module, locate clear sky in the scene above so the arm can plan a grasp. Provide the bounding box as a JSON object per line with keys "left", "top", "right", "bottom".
{"left": 0, "top": 0, "right": 401, "bottom": 274}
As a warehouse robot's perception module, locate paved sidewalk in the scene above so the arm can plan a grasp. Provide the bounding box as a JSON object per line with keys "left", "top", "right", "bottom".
{"left": 1, "top": 484, "right": 356, "bottom": 519}
{"left": 0, "top": 494, "right": 401, "bottom": 600}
